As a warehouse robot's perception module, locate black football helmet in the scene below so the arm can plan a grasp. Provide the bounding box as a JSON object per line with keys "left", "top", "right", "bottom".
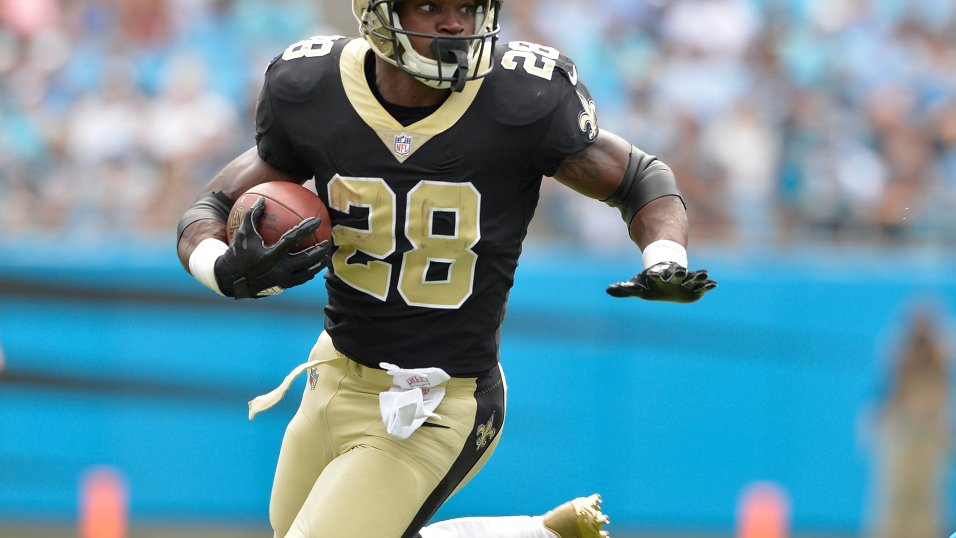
{"left": 353, "top": 0, "right": 502, "bottom": 92}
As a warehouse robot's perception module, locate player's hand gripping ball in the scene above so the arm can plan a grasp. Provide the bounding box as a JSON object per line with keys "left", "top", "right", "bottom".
{"left": 215, "top": 182, "right": 334, "bottom": 299}
{"left": 606, "top": 262, "right": 716, "bottom": 303}
{"left": 226, "top": 181, "right": 331, "bottom": 250}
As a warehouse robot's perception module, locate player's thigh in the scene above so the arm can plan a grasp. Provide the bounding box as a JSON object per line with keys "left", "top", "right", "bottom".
{"left": 269, "top": 407, "right": 330, "bottom": 538}
{"left": 285, "top": 442, "right": 438, "bottom": 538}
{"left": 284, "top": 365, "right": 506, "bottom": 538}
{"left": 270, "top": 350, "right": 345, "bottom": 537}
{"left": 399, "top": 364, "right": 507, "bottom": 536}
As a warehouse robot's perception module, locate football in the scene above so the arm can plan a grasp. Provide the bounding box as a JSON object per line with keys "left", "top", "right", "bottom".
{"left": 227, "top": 182, "right": 332, "bottom": 251}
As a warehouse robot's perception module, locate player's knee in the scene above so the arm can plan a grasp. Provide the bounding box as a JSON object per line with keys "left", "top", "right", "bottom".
{"left": 270, "top": 510, "right": 293, "bottom": 538}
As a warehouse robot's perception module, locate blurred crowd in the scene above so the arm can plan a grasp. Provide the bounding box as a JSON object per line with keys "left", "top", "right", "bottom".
{"left": 1, "top": 0, "right": 954, "bottom": 249}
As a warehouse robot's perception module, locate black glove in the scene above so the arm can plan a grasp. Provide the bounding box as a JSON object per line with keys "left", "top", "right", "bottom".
{"left": 606, "top": 262, "right": 716, "bottom": 303}
{"left": 214, "top": 196, "right": 333, "bottom": 299}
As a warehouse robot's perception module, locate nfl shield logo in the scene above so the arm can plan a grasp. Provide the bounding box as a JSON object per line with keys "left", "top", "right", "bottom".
{"left": 394, "top": 134, "right": 412, "bottom": 156}
{"left": 308, "top": 367, "right": 319, "bottom": 391}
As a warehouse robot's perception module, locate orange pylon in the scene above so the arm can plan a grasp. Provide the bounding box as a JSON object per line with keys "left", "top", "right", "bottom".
{"left": 737, "top": 482, "right": 790, "bottom": 538}
{"left": 80, "top": 467, "right": 128, "bottom": 538}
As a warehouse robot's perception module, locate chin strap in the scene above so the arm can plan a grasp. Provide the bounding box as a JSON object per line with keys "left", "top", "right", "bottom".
{"left": 430, "top": 39, "right": 470, "bottom": 92}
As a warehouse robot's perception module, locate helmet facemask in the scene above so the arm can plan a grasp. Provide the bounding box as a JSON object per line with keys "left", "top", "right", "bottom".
{"left": 354, "top": 0, "right": 501, "bottom": 92}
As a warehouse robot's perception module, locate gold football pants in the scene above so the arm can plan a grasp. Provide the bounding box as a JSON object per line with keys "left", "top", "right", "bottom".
{"left": 269, "top": 332, "right": 506, "bottom": 538}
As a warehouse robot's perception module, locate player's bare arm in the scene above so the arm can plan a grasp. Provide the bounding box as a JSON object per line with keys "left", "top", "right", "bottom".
{"left": 176, "top": 147, "right": 331, "bottom": 299}
{"left": 553, "top": 130, "right": 688, "bottom": 249}
{"left": 554, "top": 130, "right": 717, "bottom": 303}
{"left": 176, "top": 147, "right": 303, "bottom": 270}
{"left": 552, "top": 130, "right": 629, "bottom": 200}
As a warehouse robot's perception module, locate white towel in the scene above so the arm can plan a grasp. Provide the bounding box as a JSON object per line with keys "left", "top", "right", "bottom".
{"left": 378, "top": 362, "right": 451, "bottom": 440}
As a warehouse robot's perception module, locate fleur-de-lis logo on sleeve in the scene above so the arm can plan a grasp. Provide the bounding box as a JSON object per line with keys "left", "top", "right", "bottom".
{"left": 577, "top": 91, "right": 598, "bottom": 141}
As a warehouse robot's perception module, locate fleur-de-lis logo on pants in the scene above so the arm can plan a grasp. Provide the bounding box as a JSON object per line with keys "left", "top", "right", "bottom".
{"left": 475, "top": 412, "right": 497, "bottom": 451}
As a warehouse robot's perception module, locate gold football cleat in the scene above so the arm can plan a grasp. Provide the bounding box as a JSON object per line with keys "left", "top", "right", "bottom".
{"left": 542, "top": 493, "right": 611, "bottom": 538}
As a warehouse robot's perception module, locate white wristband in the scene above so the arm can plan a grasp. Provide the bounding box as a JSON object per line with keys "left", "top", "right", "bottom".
{"left": 188, "top": 238, "right": 229, "bottom": 296}
{"left": 642, "top": 239, "right": 688, "bottom": 270}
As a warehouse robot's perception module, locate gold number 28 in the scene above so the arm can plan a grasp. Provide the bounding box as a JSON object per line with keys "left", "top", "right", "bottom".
{"left": 328, "top": 176, "right": 480, "bottom": 309}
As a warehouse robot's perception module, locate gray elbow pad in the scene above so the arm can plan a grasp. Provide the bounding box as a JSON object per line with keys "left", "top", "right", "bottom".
{"left": 602, "top": 145, "right": 684, "bottom": 224}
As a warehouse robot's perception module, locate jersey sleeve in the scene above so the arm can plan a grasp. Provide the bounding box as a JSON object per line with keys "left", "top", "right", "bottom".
{"left": 529, "top": 56, "right": 600, "bottom": 177}
{"left": 255, "top": 55, "right": 314, "bottom": 179}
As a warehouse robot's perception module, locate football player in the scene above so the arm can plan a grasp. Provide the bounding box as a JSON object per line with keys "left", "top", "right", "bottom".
{"left": 176, "top": 1, "right": 716, "bottom": 537}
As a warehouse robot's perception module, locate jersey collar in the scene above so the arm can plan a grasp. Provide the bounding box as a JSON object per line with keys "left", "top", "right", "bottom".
{"left": 340, "top": 39, "right": 488, "bottom": 163}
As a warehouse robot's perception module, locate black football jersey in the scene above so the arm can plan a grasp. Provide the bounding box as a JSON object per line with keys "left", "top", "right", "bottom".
{"left": 256, "top": 36, "right": 599, "bottom": 375}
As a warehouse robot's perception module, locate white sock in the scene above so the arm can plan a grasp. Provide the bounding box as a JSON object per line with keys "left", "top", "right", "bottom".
{"left": 419, "top": 515, "right": 557, "bottom": 538}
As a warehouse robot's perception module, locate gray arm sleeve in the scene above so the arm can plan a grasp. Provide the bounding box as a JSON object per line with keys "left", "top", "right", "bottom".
{"left": 176, "top": 191, "right": 233, "bottom": 242}
{"left": 602, "top": 145, "right": 685, "bottom": 225}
